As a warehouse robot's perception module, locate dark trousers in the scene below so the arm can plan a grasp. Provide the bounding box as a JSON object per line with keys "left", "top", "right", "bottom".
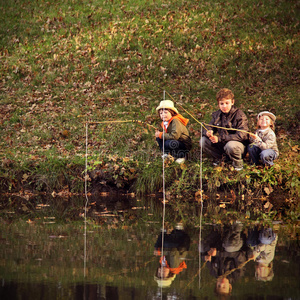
{"left": 199, "top": 136, "right": 245, "bottom": 168}
{"left": 156, "top": 138, "right": 188, "bottom": 158}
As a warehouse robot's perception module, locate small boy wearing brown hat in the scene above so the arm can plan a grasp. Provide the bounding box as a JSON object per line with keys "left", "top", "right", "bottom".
{"left": 247, "top": 111, "right": 279, "bottom": 167}
{"left": 199, "top": 88, "right": 249, "bottom": 171}
{"left": 155, "top": 100, "right": 192, "bottom": 164}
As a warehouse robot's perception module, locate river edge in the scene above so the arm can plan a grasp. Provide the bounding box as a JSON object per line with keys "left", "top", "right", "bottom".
{"left": 1, "top": 161, "right": 299, "bottom": 225}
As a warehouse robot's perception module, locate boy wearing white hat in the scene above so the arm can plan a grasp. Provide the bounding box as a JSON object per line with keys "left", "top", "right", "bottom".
{"left": 155, "top": 100, "right": 192, "bottom": 164}
{"left": 248, "top": 111, "right": 279, "bottom": 166}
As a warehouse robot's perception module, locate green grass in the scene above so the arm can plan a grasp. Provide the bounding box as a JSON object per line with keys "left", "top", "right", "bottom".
{"left": 0, "top": 0, "right": 299, "bottom": 201}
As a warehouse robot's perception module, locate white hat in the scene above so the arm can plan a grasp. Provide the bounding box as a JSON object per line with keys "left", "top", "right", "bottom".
{"left": 156, "top": 100, "right": 179, "bottom": 115}
{"left": 154, "top": 274, "right": 176, "bottom": 288}
{"left": 257, "top": 111, "right": 276, "bottom": 122}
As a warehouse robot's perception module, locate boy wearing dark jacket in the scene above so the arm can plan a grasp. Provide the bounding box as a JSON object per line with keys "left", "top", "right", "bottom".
{"left": 200, "top": 88, "right": 249, "bottom": 171}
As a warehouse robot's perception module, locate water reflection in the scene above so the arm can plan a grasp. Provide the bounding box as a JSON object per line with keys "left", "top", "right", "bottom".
{"left": 200, "top": 222, "right": 247, "bottom": 297}
{"left": 247, "top": 227, "right": 278, "bottom": 282}
{"left": 153, "top": 224, "right": 190, "bottom": 288}
{"left": 0, "top": 195, "right": 299, "bottom": 299}
{"left": 199, "top": 223, "right": 284, "bottom": 299}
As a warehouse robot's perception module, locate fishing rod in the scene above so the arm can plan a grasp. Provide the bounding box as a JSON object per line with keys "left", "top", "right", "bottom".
{"left": 163, "top": 91, "right": 208, "bottom": 131}
{"left": 87, "top": 120, "right": 157, "bottom": 130}
{"left": 164, "top": 91, "right": 254, "bottom": 136}
{"left": 202, "top": 122, "right": 253, "bottom": 136}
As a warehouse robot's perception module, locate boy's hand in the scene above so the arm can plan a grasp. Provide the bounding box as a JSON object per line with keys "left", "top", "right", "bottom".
{"left": 154, "top": 249, "right": 161, "bottom": 256}
{"left": 207, "top": 130, "right": 218, "bottom": 143}
{"left": 206, "top": 130, "right": 213, "bottom": 138}
{"left": 250, "top": 252, "right": 260, "bottom": 260}
{"left": 205, "top": 255, "right": 212, "bottom": 262}
{"left": 208, "top": 248, "right": 217, "bottom": 256}
{"left": 250, "top": 133, "right": 261, "bottom": 143}
{"left": 155, "top": 130, "right": 161, "bottom": 138}
{"left": 209, "top": 135, "right": 219, "bottom": 143}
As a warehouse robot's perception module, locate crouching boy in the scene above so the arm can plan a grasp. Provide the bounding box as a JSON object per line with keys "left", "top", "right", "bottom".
{"left": 199, "top": 88, "right": 249, "bottom": 171}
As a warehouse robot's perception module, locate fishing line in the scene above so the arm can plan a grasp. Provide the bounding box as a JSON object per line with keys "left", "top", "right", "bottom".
{"left": 83, "top": 118, "right": 157, "bottom": 278}
{"left": 159, "top": 90, "right": 166, "bottom": 296}
{"left": 162, "top": 90, "right": 207, "bottom": 290}
{"left": 84, "top": 122, "right": 89, "bottom": 278}
{"left": 198, "top": 125, "right": 204, "bottom": 289}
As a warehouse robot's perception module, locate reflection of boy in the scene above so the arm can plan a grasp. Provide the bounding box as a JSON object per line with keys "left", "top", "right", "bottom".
{"left": 154, "top": 228, "right": 190, "bottom": 288}
{"left": 199, "top": 88, "right": 249, "bottom": 171}
{"left": 248, "top": 228, "right": 278, "bottom": 282}
{"left": 201, "top": 223, "right": 247, "bottom": 297}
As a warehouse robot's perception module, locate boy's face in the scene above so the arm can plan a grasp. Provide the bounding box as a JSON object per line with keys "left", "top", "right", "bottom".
{"left": 218, "top": 98, "right": 234, "bottom": 114}
{"left": 157, "top": 266, "right": 170, "bottom": 278}
{"left": 216, "top": 277, "right": 232, "bottom": 295}
{"left": 159, "top": 109, "right": 172, "bottom": 122}
{"left": 258, "top": 115, "right": 271, "bottom": 130}
{"left": 256, "top": 264, "right": 271, "bottom": 279}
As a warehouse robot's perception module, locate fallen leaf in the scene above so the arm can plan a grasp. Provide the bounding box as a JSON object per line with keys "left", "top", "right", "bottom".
{"left": 264, "top": 201, "right": 273, "bottom": 212}
{"left": 264, "top": 186, "right": 273, "bottom": 195}
{"left": 22, "top": 174, "right": 29, "bottom": 182}
{"left": 195, "top": 190, "right": 203, "bottom": 198}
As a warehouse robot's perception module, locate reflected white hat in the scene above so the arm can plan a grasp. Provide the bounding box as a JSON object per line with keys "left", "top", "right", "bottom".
{"left": 154, "top": 274, "right": 176, "bottom": 288}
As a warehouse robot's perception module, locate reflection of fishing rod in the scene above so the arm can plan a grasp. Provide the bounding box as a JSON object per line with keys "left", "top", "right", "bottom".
{"left": 165, "top": 91, "right": 253, "bottom": 136}
{"left": 218, "top": 256, "right": 255, "bottom": 279}
{"left": 185, "top": 261, "right": 207, "bottom": 289}
{"left": 109, "top": 257, "right": 156, "bottom": 276}
{"left": 186, "top": 255, "right": 254, "bottom": 289}
{"left": 87, "top": 120, "right": 157, "bottom": 130}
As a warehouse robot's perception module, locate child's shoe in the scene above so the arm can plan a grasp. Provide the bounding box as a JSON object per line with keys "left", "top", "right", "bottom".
{"left": 212, "top": 160, "right": 220, "bottom": 166}
{"left": 175, "top": 158, "right": 185, "bottom": 164}
{"left": 175, "top": 223, "right": 184, "bottom": 230}
{"left": 234, "top": 166, "right": 243, "bottom": 171}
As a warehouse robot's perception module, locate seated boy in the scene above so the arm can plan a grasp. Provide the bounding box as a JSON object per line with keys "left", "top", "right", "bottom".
{"left": 199, "top": 88, "right": 249, "bottom": 171}
{"left": 155, "top": 100, "right": 192, "bottom": 164}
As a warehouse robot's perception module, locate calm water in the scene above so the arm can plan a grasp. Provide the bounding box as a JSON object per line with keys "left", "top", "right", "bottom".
{"left": 0, "top": 194, "right": 299, "bottom": 299}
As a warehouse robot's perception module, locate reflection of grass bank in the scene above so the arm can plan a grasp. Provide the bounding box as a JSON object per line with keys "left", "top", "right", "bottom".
{"left": 0, "top": 0, "right": 299, "bottom": 216}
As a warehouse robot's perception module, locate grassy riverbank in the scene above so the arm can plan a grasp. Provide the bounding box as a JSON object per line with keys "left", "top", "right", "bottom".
{"left": 0, "top": 0, "right": 299, "bottom": 215}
